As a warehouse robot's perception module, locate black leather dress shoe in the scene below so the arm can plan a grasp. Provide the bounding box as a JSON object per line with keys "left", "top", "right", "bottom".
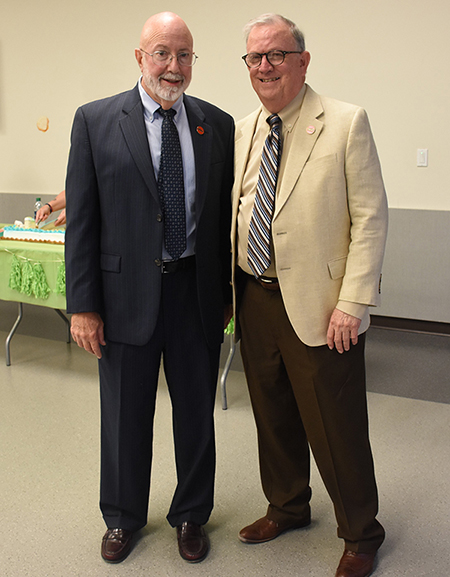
{"left": 177, "top": 522, "right": 209, "bottom": 563}
{"left": 101, "top": 528, "right": 134, "bottom": 563}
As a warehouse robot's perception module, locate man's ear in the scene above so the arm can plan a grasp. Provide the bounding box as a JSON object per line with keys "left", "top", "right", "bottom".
{"left": 135, "top": 48, "right": 144, "bottom": 70}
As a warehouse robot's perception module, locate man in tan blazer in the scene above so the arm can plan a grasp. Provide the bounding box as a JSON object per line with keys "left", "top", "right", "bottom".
{"left": 232, "top": 13, "right": 388, "bottom": 577}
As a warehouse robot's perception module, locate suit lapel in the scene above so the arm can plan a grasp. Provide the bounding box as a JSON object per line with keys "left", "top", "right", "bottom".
{"left": 232, "top": 109, "right": 260, "bottom": 216}
{"left": 183, "top": 95, "right": 212, "bottom": 222}
{"left": 274, "top": 86, "right": 324, "bottom": 218}
{"left": 119, "top": 85, "right": 159, "bottom": 205}
{"left": 230, "top": 109, "right": 260, "bottom": 251}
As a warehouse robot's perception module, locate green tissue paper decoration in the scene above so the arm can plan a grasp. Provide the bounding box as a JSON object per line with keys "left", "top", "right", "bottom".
{"left": 56, "top": 262, "right": 66, "bottom": 296}
{"left": 20, "top": 260, "right": 34, "bottom": 296}
{"left": 7, "top": 253, "right": 65, "bottom": 300}
{"left": 32, "top": 262, "right": 51, "bottom": 299}
{"left": 8, "top": 254, "right": 22, "bottom": 291}
{"left": 224, "top": 316, "right": 234, "bottom": 335}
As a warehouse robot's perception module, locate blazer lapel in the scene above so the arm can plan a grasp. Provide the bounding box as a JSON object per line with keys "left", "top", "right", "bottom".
{"left": 119, "top": 85, "right": 159, "bottom": 205}
{"left": 230, "top": 109, "right": 260, "bottom": 250}
{"left": 183, "top": 95, "right": 212, "bottom": 221}
{"left": 274, "top": 85, "right": 324, "bottom": 218}
{"left": 232, "top": 109, "right": 260, "bottom": 215}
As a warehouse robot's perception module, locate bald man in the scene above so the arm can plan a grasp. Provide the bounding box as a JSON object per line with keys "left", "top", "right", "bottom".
{"left": 65, "top": 12, "right": 234, "bottom": 564}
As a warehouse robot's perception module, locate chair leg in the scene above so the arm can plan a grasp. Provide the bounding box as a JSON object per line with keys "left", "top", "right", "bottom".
{"left": 220, "top": 336, "right": 236, "bottom": 410}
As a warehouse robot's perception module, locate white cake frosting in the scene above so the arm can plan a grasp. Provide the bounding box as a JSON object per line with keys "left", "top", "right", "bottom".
{"left": 2, "top": 225, "right": 65, "bottom": 244}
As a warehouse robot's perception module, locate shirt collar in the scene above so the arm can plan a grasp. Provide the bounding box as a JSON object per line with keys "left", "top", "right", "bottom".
{"left": 261, "top": 84, "right": 307, "bottom": 133}
{"left": 138, "top": 77, "right": 184, "bottom": 122}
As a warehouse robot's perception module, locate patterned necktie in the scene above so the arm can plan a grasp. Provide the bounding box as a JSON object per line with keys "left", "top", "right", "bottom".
{"left": 157, "top": 107, "right": 186, "bottom": 260}
{"left": 248, "top": 114, "right": 282, "bottom": 277}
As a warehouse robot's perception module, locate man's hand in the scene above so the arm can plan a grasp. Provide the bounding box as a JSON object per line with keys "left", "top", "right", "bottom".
{"left": 70, "top": 312, "right": 106, "bottom": 359}
{"left": 326, "top": 308, "right": 361, "bottom": 354}
{"left": 54, "top": 209, "right": 66, "bottom": 226}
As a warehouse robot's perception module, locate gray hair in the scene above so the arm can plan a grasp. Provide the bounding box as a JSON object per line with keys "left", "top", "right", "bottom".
{"left": 243, "top": 13, "right": 305, "bottom": 52}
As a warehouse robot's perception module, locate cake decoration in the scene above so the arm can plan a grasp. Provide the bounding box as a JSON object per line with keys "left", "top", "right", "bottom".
{"left": 2, "top": 224, "right": 65, "bottom": 244}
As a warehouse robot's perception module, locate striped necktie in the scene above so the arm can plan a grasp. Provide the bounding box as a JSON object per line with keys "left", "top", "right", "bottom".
{"left": 247, "top": 114, "right": 282, "bottom": 277}
{"left": 157, "top": 107, "right": 186, "bottom": 260}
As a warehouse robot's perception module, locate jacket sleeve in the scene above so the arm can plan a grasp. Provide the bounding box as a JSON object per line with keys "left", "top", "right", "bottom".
{"left": 219, "top": 118, "right": 235, "bottom": 306}
{"left": 64, "top": 106, "right": 103, "bottom": 315}
{"left": 338, "top": 107, "right": 388, "bottom": 308}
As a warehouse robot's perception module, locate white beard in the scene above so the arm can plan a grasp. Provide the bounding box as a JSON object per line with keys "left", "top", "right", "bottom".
{"left": 143, "top": 72, "right": 189, "bottom": 103}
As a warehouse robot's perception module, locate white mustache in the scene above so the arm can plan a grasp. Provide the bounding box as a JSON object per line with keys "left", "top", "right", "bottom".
{"left": 159, "top": 73, "right": 184, "bottom": 82}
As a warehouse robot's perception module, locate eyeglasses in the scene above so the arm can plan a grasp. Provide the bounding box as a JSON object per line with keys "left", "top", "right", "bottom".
{"left": 139, "top": 48, "right": 198, "bottom": 67}
{"left": 242, "top": 50, "right": 303, "bottom": 68}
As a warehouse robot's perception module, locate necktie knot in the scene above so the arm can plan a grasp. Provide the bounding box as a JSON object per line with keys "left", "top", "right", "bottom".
{"left": 267, "top": 114, "right": 281, "bottom": 129}
{"left": 157, "top": 107, "right": 177, "bottom": 121}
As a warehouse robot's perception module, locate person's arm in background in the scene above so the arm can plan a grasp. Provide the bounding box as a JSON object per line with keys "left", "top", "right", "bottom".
{"left": 35, "top": 190, "right": 67, "bottom": 225}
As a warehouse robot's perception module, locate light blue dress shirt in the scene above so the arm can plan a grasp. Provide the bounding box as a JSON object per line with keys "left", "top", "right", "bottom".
{"left": 138, "top": 79, "right": 196, "bottom": 260}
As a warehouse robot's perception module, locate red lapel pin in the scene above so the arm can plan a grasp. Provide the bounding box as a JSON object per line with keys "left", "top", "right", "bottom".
{"left": 196, "top": 126, "right": 205, "bottom": 135}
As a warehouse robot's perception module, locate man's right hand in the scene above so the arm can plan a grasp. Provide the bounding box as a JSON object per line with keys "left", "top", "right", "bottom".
{"left": 70, "top": 312, "right": 105, "bottom": 359}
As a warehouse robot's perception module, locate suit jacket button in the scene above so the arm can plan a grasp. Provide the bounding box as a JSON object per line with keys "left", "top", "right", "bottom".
{"left": 156, "top": 214, "right": 163, "bottom": 222}
{"left": 155, "top": 259, "right": 162, "bottom": 267}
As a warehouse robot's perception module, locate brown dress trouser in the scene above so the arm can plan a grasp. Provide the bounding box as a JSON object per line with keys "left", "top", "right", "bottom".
{"left": 239, "top": 275, "right": 385, "bottom": 553}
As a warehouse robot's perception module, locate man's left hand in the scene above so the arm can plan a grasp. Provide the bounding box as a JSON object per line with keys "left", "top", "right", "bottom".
{"left": 326, "top": 308, "right": 361, "bottom": 354}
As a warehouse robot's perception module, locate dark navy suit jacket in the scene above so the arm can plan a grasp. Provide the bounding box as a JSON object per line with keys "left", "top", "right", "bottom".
{"left": 65, "top": 84, "right": 234, "bottom": 348}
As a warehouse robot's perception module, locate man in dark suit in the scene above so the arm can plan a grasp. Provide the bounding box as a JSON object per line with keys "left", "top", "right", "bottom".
{"left": 65, "top": 12, "right": 234, "bottom": 564}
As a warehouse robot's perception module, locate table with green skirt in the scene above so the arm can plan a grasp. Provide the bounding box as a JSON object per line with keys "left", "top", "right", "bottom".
{"left": 0, "top": 227, "right": 69, "bottom": 365}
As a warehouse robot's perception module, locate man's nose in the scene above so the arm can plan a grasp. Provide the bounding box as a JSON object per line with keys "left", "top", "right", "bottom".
{"left": 259, "top": 54, "right": 274, "bottom": 71}
{"left": 167, "top": 55, "right": 182, "bottom": 73}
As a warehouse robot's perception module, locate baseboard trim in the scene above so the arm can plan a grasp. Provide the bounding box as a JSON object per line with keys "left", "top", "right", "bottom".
{"left": 371, "top": 315, "right": 450, "bottom": 336}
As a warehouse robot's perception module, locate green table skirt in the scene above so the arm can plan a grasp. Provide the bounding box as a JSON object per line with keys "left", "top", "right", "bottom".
{"left": 0, "top": 230, "right": 66, "bottom": 309}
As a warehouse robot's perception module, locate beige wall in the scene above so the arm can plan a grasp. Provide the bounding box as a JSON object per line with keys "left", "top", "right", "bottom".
{"left": 1, "top": 0, "right": 449, "bottom": 210}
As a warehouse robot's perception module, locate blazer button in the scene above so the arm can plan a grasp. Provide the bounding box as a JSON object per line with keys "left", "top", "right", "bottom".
{"left": 156, "top": 214, "right": 163, "bottom": 222}
{"left": 154, "top": 259, "right": 162, "bottom": 267}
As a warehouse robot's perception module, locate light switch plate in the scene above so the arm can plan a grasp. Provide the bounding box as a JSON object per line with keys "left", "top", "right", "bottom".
{"left": 417, "top": 149, "right": 428, "bottom": 167}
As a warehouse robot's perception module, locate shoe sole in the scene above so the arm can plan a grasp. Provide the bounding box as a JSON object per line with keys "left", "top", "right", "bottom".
{"left": 101, "top": 552, "right": 131, "bottom": 564}
{"left": 180, "top": 550, "right": 209, "bottom": 563}
{"left": 101, "top": 542, "right": 132, "bottom": 563}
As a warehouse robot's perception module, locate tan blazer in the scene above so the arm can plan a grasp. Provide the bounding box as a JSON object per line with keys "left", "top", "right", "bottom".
{"left": 231, "top": 85, "right": 388, "bottom": 346}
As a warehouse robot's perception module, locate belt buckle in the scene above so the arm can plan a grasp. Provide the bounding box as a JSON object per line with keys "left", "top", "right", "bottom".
{"left": 260, "top": 276, "right": 277, "bottom": 284}
{"left": 161, "top": 261, "right": 171, "bottom": 274}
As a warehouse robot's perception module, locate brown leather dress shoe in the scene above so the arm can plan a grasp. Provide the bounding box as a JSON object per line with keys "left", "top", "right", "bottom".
{"left": 239, "top": 515, "right": 311, "bottom": 543}
{"left": 177, "top": 522, "right": 209, "bottom": 563}
{"left": 101, "top": 528, "right": 134, "bottom": 563}
{"left": 335, "top": 549, "right": 376, "bottom": 577}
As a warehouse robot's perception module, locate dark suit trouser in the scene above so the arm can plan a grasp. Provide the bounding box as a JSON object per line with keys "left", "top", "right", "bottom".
{"left": 239, "top": 276, "right": 385, "bottom": 553}
{"left": 98, "top": 265, "right": 220, "bottom": 531}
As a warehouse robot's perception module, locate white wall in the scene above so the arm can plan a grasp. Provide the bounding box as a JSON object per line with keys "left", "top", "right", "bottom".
{"left": 1, "top": 0, "right": 449, "bottom": 210}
